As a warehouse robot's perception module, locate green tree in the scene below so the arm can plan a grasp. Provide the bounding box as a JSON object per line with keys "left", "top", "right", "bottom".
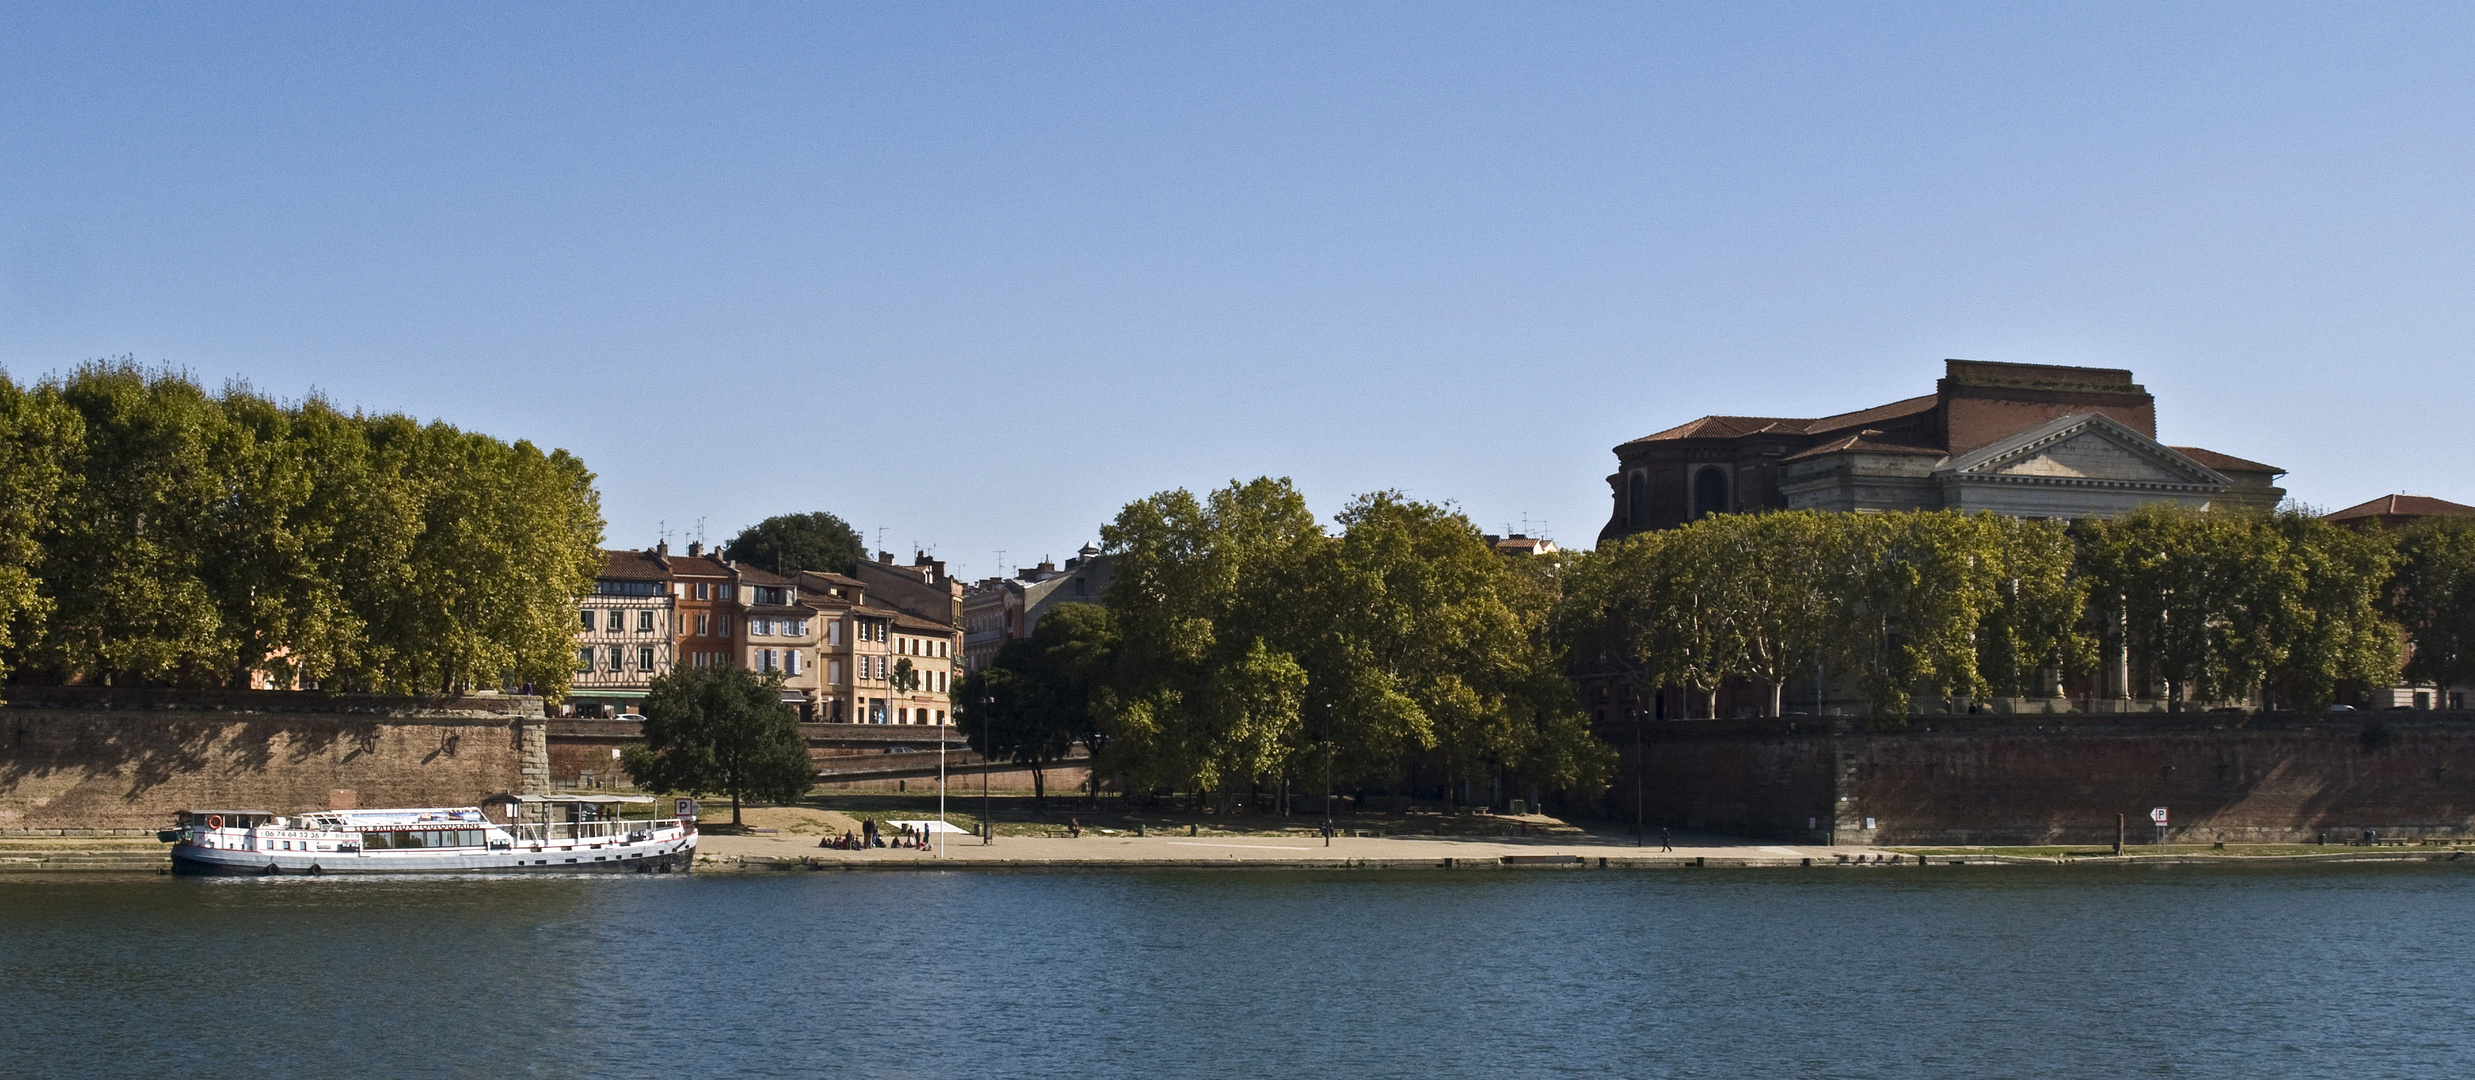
{"left": 1824, "top": 512, "right": 2009, "bottom": 718}
{"left": 2079, "top": 505, "right": 2300, "bottom": 709}
{"left": 956, "top": 602, "right": 1121, "bottom": 809}
{"left": 354, "top": 423, "right": 603, "bottom": 696}
{"left": 1306, "top": 492, "right": 1606, "bottom": 796}
{"left": 621, "top": 664, "right": 816, "bottom": 826}
{"left": 39, "top": 361, "right": 239, "bottom": 685}
{"left": 1976, "top": 515, "right": 2096, "bottom": 700}
{"left": 725, "top": 511, "right": 865, "bottom": 577}
{"left": 2274, "top": 511, "right": 2401, "bottom": 712}
{"left": 1100, "top": 478, "right": 1320, "bottom": 804}
{"left": 0, "top": 373, "right": 80, "bottom": 691}
{"left": 2391, "top": 517, "right": 2475, "bottom": 693}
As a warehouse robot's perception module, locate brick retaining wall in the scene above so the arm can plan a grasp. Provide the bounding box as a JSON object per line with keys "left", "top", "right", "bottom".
{"left": 1627, "top": 711, "right": 2475, "bottom": 845}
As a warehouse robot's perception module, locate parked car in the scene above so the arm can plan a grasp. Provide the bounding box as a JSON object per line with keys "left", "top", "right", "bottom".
{"left": 2323, "top": 704, "right": 2357, "bottom": 714}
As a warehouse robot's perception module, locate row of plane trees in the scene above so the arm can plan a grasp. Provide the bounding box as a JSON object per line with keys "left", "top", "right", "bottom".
{"left": 0, "top": 361, "right": 602, "bottom": 697}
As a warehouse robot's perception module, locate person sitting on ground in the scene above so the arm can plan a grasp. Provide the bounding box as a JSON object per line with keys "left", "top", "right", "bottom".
{"left": 1068, "top": 818, "right": 1082, "bottom": 838}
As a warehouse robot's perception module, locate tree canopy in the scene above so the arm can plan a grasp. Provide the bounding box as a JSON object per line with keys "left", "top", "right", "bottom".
{"left": 955, "top": 602, "right": 1119, "bottom": 809}
{"left": 620, "top": 664, "right": 816, "bottom": 826}
{"left": 2386, "top": 517, "right": 2475, "bottom": 692}
{"left": 0, "top": 361, "right": 602, "bottom": 697}
{"left": 1096, "top": 479, "right": 1609, "bottom": 808}
{"left": 1564, "top": 505, "right": 2400, "bottom": 719}
{"left": 724, "top": 511, "right": 865, "bottom": 577}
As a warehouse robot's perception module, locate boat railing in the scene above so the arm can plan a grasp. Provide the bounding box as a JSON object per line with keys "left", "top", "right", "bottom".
{"left": 501, "top": 818, "right": 688, "bottom": 846}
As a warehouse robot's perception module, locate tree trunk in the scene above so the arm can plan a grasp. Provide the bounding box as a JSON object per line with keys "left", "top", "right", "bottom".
{"left": 1030, "top": 763, "right": 1046, "bottom": 810}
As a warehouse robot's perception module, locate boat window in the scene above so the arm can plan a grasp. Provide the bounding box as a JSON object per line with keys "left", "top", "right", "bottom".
{"left": 399, "top": 831, "right": 426, "bottom": 849}
{"left": 361, "top": 832, "right": 391, "bottom": 849}
{"left": 457, "top": 830, "right": 481, "bottom": 847}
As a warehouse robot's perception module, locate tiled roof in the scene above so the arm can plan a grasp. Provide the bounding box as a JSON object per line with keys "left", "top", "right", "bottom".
{"left": 1781, "top": 433, "right": 1947, "bottom": 463}
{"left": 1621, "top": 393, "right": 1939, "bottom": 447}
{"left": 891, "top": 612, "right": 959, "bottom": 634}
{"left": 667, "top": 555, "right": 734, "bottom": 578}
{"left": 746, "top": 603, "right": 820, "bottom": 616}
{"left": 1799, "top": 394, "right": 1939, "bottom": 437}
{"left": 598, "top": 549, "right": 670, "bottom": 581}
{"left": 733, "top": 564, "right": 794, "bottom": 587}
{"left": 1626, "top": 415, "right": 1809, "bottom": 444}
{"left": 2168, "top": 447, "right": 2283, "bottom": 475}
{"left": 2327, "top": 494, "right": 2475, "bottom": 522}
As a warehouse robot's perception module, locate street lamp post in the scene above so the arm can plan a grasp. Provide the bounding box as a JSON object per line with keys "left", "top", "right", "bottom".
{"left": 937, "top": 707, "right": 946, "bottom": 858}
{"left": 1633, "top": 706, "right": 1644, "bottom": 848}
{"left": 981, "top": 693, "right": 994, "bottom": 845}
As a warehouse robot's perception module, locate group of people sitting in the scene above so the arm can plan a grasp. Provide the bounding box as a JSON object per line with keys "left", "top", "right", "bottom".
{"left": 817, "top": 819, "right": 932, "bottom": 850}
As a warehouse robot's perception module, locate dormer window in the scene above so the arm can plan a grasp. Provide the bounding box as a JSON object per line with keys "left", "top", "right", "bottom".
{"left": 754, "top": 586, "right": 789, "bottom": 606}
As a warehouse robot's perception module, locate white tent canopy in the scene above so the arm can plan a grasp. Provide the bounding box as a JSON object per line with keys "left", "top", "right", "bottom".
{"left": 886, "top": 819, "right": 969, "bottom": 834}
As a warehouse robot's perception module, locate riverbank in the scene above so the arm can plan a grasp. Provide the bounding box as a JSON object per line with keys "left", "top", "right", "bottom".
{"left": 8, "top": 830, "right": 2471, "bottom": 874}
{"left": 688, "top": 830, "right": 2475, "bottom": 872}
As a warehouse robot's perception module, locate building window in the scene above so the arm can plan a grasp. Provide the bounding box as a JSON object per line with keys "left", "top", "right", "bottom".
{"left": 935, "top": 710, "right": 945, "bottom": 725}
{"left": 1628, "top": 471, "right": 1647, "bottom": 529}
{"left": 828, "top": 658, "right": 843, "bottom": 684}
{"left": 696, "top": 613, "right": 710, "bottom": 636}
{"left": 790, "top": 619, "right": 807, "bottom": 636}
{"left": 827, "top": 620, "right": 842, "bottom": 646}
{"left": 695, "top": 582, "right": 709, "bottom": 600}
{"left": 786, "top": 650, "right": 802, "bottom": 676}
{"left": 579, "top": 609, "right": 594, "bottom": 631}
{"left": 606, "top": 645, "right": 624, "bottom": 672}
{"left": 759, "top": 648, "right": 776, "bottom": 672}
{"left": 754, "top": 586, "right": 788, "bottom": 606}
{"left": 1692, "top": 466, "right": 1730, "bottom": 521}
{"left": 577, "top": 647, "right": 594, "bottom": 672}
{"left": 638, "top": 610, "right": 654, "bottom": 632}
{"left": 637, "top": 646, "right": 655, "bottom": 671}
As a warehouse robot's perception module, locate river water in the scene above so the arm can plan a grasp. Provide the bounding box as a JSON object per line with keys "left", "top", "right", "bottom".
{"left": 4, "top": 864, "right": 2469, "bottom": 1079}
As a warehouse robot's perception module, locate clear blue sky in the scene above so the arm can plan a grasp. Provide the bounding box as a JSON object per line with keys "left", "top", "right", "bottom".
{"left": 6, "top": 4, "right": 2471, "bottom": 579}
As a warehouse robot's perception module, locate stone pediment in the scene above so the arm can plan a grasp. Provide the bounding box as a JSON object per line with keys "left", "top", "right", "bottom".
{"left": 1937, "top": 413, "right": 2227, "bottom": 491}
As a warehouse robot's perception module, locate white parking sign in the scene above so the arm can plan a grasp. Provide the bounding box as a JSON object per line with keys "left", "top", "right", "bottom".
{"left": 2150, "top": 807, "right": 2169, "bottom": 825}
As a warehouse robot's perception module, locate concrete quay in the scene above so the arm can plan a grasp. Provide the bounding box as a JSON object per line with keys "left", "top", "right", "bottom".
{"left": 692, "top": 830, "right": 1886, "bottom": 872}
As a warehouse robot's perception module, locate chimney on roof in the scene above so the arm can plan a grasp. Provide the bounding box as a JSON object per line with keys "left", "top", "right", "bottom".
{"left": 878, "top": 550, "right": 894, "bottom": 564}
{"left": 688, "top": 540, "right": 703, "bottom": 557}
{"left": 656, "top": 539, "right": 669, "bottom": 556}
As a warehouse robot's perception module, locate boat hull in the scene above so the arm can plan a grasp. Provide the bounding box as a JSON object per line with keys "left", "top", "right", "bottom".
{"left": 170, "top": 836, "right": 696, "bottom": 876}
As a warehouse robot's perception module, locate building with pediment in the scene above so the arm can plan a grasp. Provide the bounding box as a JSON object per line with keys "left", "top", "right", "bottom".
{"left": 1598, "top": 359, "right": 2284, "bottom": 542}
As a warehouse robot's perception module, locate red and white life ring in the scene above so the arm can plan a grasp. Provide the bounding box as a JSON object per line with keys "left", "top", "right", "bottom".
{"left": 205, "top": 815, "right": 223, "bottom": 830}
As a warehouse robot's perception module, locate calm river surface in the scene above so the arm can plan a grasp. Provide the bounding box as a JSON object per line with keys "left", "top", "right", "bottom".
{"left": 4, "top": 865, "right": 2471, "bottom": 1079}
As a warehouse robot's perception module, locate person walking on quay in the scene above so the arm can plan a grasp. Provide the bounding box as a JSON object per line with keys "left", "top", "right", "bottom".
{"left": 1660, "top": 827, "right": 1673, "bottom": 852}
{"left": 1321, "top": 816, "right": 1335, "bottom": 846}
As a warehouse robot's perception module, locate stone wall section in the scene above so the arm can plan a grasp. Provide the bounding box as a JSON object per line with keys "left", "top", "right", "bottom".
{"left": 1, "top": 692, "right": 539, "bottom": 831}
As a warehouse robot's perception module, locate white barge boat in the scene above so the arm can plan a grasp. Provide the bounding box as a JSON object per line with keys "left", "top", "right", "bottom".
{"left": 169, "top": 794, "right": 696, "bottom": 876}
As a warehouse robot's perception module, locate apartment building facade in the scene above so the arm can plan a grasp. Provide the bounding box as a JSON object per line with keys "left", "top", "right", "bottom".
{"left": 572, "top": 549, "right": 676, "bottom": 718}
{"left": 962, "top": 544, "right": 1112, "bottom": 673}
{"left": 573, "top": 541, "right": 961, "bottom": 726}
